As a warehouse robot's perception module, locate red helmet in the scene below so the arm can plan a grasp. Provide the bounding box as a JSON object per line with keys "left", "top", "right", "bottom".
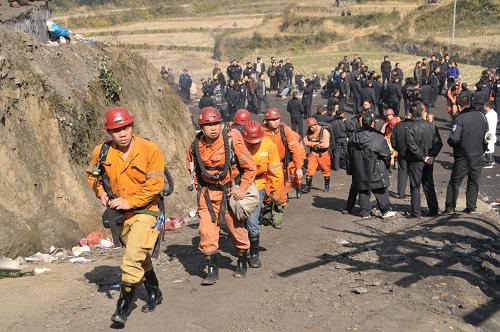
{"left": 264, "top": 108, "right": 281, "bottom": 120}
{"left": 385, "top": 109, "right": 395, "bottom": 116}
{"left": 306, "top": 117, "right": 318, "bottom": 127}
{"left": 242, "top": 120, "right": 264, "bottom": 144}
{"left": 105, "top": 106, "right": 134, "bottom": 130}
{"left": 234, "top": 109, "right": 251, "bottom": 125}
{"left": 389, "top": 117, "right": 400, "bottom": 128}
{"left": 198, "top": 107, "right": 222, "bottom": 125}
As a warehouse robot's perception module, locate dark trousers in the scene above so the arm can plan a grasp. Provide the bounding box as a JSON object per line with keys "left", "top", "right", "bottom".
{"left": 353, "top": 95, "right": 361, "bottom": 113}
{"left": 227, "top": 105, "right": 237, "bottom": 122}
{"left": 247, "top": 94, "right": 257, "bottom": 113}
{"left": 256, "top": 95, "right": 269, "bottom": 113}
{"left": 291, "top": 117, "right": 304, "bottom": 138}
{"left": 359, "top": 188, "right": 391, "bottom": 217}
{"left": 270, "top": 76, "right": 278, "bottom": 91}
{"left": 445, "top": 155, "right": 482, "bottom": 210}
{"left": 180, "top": 87, "right": 190, "bottom": 101}
{"left": 333, "top": 140, "right": 347, "bottom": 171}
{"left": 338, "top": 96, "right": 346, "bottom": 113}
{"left": 382, "top": 72, "right": 390, "bottom": 84}
{"left": 346, "top": 183, "right": 359, "bottom": 211}
{"left": 408, "top": 161, "right": 439, "bottom": 216}
{"left": 438, "top": 79, "right": 446, "bottom": 95}
{"left": 304, "top": 104, "right": 312, "bottom": 119}
{"left": 397, "top": 156, "right": 409, "bottom": 199}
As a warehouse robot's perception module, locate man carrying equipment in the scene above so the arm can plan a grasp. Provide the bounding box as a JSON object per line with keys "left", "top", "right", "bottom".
{"left": 302, "top": 117, "right": 332, "bottom": 193}
{"left": 87, "top": 107, "right": 165, "bottom": 325}
{"left": 188, "top": 107, "right": 256, "bottom": 285}
{"left": 263, "top": 108, "right": 305, "bottom": 205}
{"left": 241, "top": 121, "right": 283, "bottom": 267}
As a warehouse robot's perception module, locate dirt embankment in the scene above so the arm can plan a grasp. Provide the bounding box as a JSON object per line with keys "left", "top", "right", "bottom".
{"left": 0, "top": 26, "right": 195, "bottom": 258}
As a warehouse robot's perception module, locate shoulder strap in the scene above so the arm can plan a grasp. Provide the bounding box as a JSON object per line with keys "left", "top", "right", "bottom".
{"left": 279, "top": 125, "right": 291, "bottom": 163}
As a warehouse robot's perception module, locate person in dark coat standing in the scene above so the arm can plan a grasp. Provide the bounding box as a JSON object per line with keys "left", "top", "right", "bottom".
{"left": 287, "top": 91, "right": 305, "bottom": 137}
{"left": 385, "top": 77, "right": 403, "bottom": 116}
{"left": 438, "top": 58, "right": 448, "bottom": 95}
{"left": 178, "top": 69, "right": 192, "bottom": 102}
{"left": 473, "top": 80, "right": 490, "bottom": 111}
{"left": 380, "top": 56, "right": 392, "bottom": 84}
{"left": 391, "top": 113, "right": 412, "bottom": 199}
{"left": 283, "top": 58, "right": 294, "bottom": 86}
{"left": 429, "top": 67, "right": 440, "bottom": 107}
{"left": 227, "top": 60, "right": 242, "bottom": 82}
{"left": 391, "top": 63, "right": 404, "bottom": 85}
{"left": 372, "top": 75, "right": 384, "bottom": 117}
{"left": 347, "top": 113, "right": 396, "bottom": 219}
{"left": 352, "top": 74, "right": 362, "bottom": 113}
{"left": 302, "top": 80, "right": 314, "bottom": 119}
{"left": 405, "top": 102, "right": 443, "bottom": 217}
{"left": 256, "top": 73, "right": 270, "bottom": 114}
{"left": 226, "top": 81, "right": 240, "bottom": 121}
{"left": 361, "top": 80, "right": 377, "bottom": 115}
{"left": 331, "top": 107, "right": 349, "bottom": 171}
{"left": 444, "top": 95, "right": 489, "bottom": 214}
{"left": 338, "top": 71, "right": 349, "bottom": 112}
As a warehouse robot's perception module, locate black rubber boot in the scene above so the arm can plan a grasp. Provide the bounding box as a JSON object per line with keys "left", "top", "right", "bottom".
{"left": 111, "top": 283, "right": 136, "bottom": 325}
{"left": 301, "top": 176, "right": 313, "bottom": 194}
{"left": 201, "top": 253, "right": 219, "bottom": 285}
{"left": 233, "top": 250, "right": 248, "bottom": 278}
{"left": 142, "top": 269, "right": 163, "bottom": 313}
{"left": 324, "top": 176, "right": 330, "bottom": 192}
{"left": 296, "top": 186, "right": 302, "bottom": 199}
{"left": 248, "top": 236, "right": 262, "bottom": 268}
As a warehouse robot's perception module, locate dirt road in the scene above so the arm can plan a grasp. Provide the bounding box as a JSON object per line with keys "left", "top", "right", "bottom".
{"left": 1, "top": 92, "right": 499, "bottom": 332}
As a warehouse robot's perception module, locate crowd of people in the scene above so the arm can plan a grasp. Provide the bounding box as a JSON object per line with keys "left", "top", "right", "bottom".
{"left": 90, "top": 53, "right": 498, "bottom": 326}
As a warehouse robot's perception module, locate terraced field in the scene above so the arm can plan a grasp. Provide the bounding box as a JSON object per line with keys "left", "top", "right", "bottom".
{"left": 51, "top": 0, "right": 494, "bottom": 84}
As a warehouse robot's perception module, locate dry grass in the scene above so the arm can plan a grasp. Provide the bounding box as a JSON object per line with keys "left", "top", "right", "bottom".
{"left": 94, "top": 32, "right": 215, "bottom": 48}
{"left": 76, "top": 15, "right": 264, "bottom": 35}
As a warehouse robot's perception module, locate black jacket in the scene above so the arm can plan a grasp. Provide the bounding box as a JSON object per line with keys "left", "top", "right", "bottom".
{"left": 198, "top": 95, "right": 215, "bottom": 109}
{"left": 226, "top": 88, "right": 240, "bottom": 108}
{"left": 391, "top": 119, "right": 412, "bottom": 158}
{"left": 348, "top": 127, "right": 391, "bottom": 190}
{"left": 380, "top": 60, "right": 392, "bottom": 74}
{"left": 339, "top": 79, "right": 349, "bottom": 98}
{"left": 373, "top": 80, "right": 384, "bottom": 101}
{"left": 448, "top": 108, "right": 488, "bottom": 158}
{"left": 361, "top": 87, "right": 377, "bottom": 106}
{"left": 420, "top": 84, "right": 434, "bottom": 106}
{"left": 352, "top": 80, "right": 362, "bottom": 97}
{"left": 406, "top": 118, "right": 443, "bottom": 162}
{"left": 226, "top": 64, "right": 242, "bottom": 81}
{"left": 302, "top": 85, "right": 314, "bottom": 106}
{"left": 385, "top": 82, "right": 402, "bottom": 103}
{"left": 287, "top": 98, "right": 305, "bottom": 118}
{"left": 331, "top": 116, "right": 348, "bottom": 141}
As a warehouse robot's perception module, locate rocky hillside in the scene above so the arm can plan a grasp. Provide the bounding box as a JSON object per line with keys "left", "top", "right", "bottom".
{"left": 0, "top": 26, "right": 195, "bottom": 258}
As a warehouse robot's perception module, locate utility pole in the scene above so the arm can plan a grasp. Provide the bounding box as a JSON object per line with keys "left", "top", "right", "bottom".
{"left": 452, "top": 0, "right": 457, "bottom": 44}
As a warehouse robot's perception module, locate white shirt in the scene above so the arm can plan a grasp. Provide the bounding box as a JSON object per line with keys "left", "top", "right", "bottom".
{"left": 485, "top": 110, "right": 498, "bottom": 142}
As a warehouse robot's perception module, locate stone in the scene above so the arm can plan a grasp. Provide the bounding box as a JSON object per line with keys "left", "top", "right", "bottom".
{"left": 352, "top": 287, "right": 368, "bottom": 294}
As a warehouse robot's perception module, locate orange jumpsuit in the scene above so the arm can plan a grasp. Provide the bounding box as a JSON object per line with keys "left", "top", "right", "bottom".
{"left": 87, "top": 136, "right": 165, "bottom": 284}
{"left": 187, "top": 129, "right": 256, "bottom": 254}
{"left": 263, "top": 124, "right": 305, "bottom": 205}
{"left": 304, "top": 126, "right": 331, "bottom": 177}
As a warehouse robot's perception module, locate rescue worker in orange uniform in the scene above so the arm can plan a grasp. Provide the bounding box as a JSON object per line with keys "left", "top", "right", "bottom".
{"left": 86, "top": 107, "right": 165, "bottom": 325}
{"left": 188, "top": 107, "right": 256, "bottom": 285}
{"left": 302, "top": 117, "right": 332, "bottom": 193}
{"left": 241, "top": 120, "right": 283, "bottom": 267}
{"left": 232, "top": 108, "right": 251, "bottom": 131}
{"left": 262, "top": 108, "right": 305, "bottom": 208}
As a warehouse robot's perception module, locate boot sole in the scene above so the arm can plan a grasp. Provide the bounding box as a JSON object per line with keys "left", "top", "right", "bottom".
{"left": 201, "top": 278, "right": 219, "bottom": 285}
{"left": 142, "top": 297, "right": 163, "bottom": 313}
{"left": 111, "top": 315, "right": 126, "bottom": 325}
{"left": 233, "top": 273, "right": 246, "bottom": 278}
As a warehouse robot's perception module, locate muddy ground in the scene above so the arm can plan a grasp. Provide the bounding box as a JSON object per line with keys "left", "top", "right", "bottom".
{"left": 0, "top": 92, "right": 499, "bottom": 332}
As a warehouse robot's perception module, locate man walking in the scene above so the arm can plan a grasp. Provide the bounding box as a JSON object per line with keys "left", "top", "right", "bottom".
{"left": 444, "top": 96, "right": 489, "bottom": 214}
{"left": 178, "top": 69, "right": 192, "bottom": 102}
{"left": 188, "top": 107, "right": 256, "bottom": 284}
{"left": 391, "top": 113, "right": 412, "bottom": 199}
{"left": 87, "top": 107, "right": 165, "bottom": 325}
{"left": 256, "top": 73, "right": 270, "bottom": 114}
{"left": 347, "top": 113, "right": 395, "bottom": 219}
{"left": 405, "top": 102, "right": 443, "bottom": 217}
{"left": 380, "top": 56, "right": 392, "bottom": 84}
